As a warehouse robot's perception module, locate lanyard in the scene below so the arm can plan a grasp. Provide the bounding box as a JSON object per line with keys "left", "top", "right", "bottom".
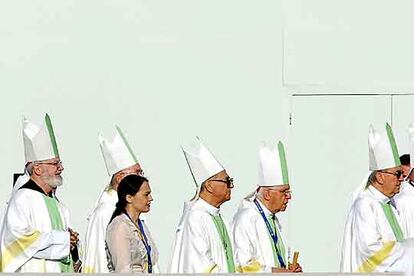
{"left": 125, "top": 213, "right": 153, "bottom": 273}
{"left": 253, "top": 199, "right": 286, "bottom": 268}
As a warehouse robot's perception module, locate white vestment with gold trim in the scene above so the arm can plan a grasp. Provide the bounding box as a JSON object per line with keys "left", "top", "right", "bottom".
{"left": 232, "top": 199, "right": 287, "bottom": 273}
{"left": 0, "top": 188, "right": 70, "bottom": 272}
{"left": 340, "top": 186, "right": 404, "bottom": 272}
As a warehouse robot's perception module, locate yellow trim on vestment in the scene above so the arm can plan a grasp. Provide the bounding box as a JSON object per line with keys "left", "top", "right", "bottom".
{"left": 357, "top": 241, "right": 395, "bottom": 273}
{"left": 203, "top": 264, "right": 218, "bottom": 273}
{"left": 0, "top": 231, "right": 41, "bottom": 271}
{"left": 236, "top": 259, "right": 262, "bottom": 273}
{"left": 82, "top": 266, "right": 95, "bottom": 273}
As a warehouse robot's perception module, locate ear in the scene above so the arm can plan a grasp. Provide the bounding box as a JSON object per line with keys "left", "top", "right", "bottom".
{"left": 203, "top": 181, "right": 214, "bottom": 193}
{"left": 126, "top": 194, "right": 133, "bottom": 203}
{"left": 376, "top": 172, "right": 385, "bottom": 185}
{"left": 263, "top": 189, "right": 271, "bottom": 200}
{"left": 32, "top": 164, "right": 42, "bottom": 176}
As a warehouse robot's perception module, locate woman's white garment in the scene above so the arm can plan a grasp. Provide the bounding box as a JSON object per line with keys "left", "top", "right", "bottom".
{"left": 105, "top": 213, "right": 159, "bottom": 273}
{"left": 340, "top": 185, "right": 405, "bottom": 272}
{"left": 232, "top": 199, "right": 286, "bottom": 273}
{"left": 82, "top": 187, "right": 118, "bottom": 273}
{"left": 0, "top": 189, "right": 70, "bottom": 272}
{"left": 168, "top": 198, "right": 233, "bottom": 273}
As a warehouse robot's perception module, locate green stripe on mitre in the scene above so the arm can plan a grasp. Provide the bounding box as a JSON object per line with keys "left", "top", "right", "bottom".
{"left": 116, "top": 126, "right": 138, "bottom": 163}
{"left": 277, "top": 141, "right": 289, "bottom": 184}
{"left": 45, "top": 114, "right": 59, "bottom": 157}
{"left": 385, "top": 123, "right": 401, "bottom": 166}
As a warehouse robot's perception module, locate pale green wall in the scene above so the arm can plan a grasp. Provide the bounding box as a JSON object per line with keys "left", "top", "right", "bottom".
{"left": 1, "top": 1, "right": 414, "bottom": 272}
{"left": 0, "top": 0, "right": 287, "bottom": 271}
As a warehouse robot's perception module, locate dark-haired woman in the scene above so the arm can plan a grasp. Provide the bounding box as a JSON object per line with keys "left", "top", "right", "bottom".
{"left": 105, "top": 175, "right": 159, "bottom": 273}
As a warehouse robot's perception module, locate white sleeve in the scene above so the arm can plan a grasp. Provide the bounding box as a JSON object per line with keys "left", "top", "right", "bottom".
{"left": 32, "top": 230, "right": 70, "bottom": 259}
{"left": 232, "top": 213, "right": 270, "bottom": 273}
{"left": 180, "top": 212, "right": 226, "bottom": 273}
{"left": 5, "top": 193, "right": 70, "bottom": 261}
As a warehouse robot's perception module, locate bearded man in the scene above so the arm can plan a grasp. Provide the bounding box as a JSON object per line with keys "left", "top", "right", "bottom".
{"left": 0, "top": 114, "right": 78, "bottom": 272}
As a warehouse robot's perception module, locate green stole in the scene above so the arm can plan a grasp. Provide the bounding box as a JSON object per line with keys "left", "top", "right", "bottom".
{"left": 267, "top": 215, "right": 286, "bottom": 267}
{"left": 43, "top": 196, "right": 73, "bottom": 272}
{"left": 381, "top": 201, "right": 404, "bottom": 242}
{"left": 211, "top": 214, "right": 236, "bottom": 272}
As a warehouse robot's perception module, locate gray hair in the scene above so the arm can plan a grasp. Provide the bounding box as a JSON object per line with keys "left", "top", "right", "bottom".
{"left": 256, "top": 187, "right": 267, "bottom": 200}
{"left": 365, "top": 171, "right": 378, "bottom": 189}
{"left": 26, "top": 162, "right": 34, "bottom": 176}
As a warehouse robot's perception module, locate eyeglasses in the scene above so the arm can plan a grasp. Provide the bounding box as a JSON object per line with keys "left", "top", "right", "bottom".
{"left": 211, "top": 177, "right": 234, "bottom": 188}
{"left": 266, "top": 188, "right": 292, "bottom": 196}
{"left": 379, "top": 170, "right": 403, "bottom": 179}
{"left": 36, "top": 160, "right": 63, "bottom": 167}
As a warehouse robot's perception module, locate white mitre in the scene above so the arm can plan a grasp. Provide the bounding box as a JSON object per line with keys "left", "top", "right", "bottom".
{"left": 99, "top": 126, "right": 139, "bottom": 176}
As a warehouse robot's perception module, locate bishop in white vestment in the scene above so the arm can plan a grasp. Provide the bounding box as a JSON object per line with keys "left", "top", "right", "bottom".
{"left": 340, "top": 123, "right": 407, "bottom": 273}
{"left": 0, "top": 114, "right": 77, "bottom": 272}
{"left": 169, "top": 139, "right": 235, "bottom": 273}
{"left": 232, "top": 141, "right": 301, "bottom": 273}
{"left": 82, "top": 126, "right": 143, "bottom": 273}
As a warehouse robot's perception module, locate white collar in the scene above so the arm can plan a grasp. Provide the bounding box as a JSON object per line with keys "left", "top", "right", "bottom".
{"left": 255, "top": 197, "right": 273, "bottom": 217}
{"left": 195, "top": 198, "right": 220, "bottom": 216}
{"left": 367, "top": 185, "right": 391, "bottom": 204}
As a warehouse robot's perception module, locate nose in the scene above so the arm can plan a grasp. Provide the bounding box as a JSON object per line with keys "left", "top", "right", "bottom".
{"left": 57, "top": 163, "right": 64, "bottom": 173}
{"left": 149, "top": 194, "right": 153, "bottom": 202}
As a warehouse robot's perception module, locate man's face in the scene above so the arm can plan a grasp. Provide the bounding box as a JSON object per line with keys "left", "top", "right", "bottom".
{"left": 206, "top": 170, "right": 234, "bottom": 204}
{"left": 378, "top": 166, "right": 404, "bottom": 197}
{"left": 402, "top": 165, "right": 411, "bottom": 180}
{"left": 409, "top": 169, "right": 414, "bottom": 183}
{"left": 36, "top": 157, "right": 64, "bottom": 188}
{"left": 114, "top": 163, "right": 143, "bottom": 187}
{"left": 264, "top": 184, "right": 291, "bottom": 213}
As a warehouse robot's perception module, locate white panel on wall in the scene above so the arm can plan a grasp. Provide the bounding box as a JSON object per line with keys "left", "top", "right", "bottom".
{"left": 392, "top": 95, "right": 414, "bottom": 155}
{"left": 288, "top": 95, "right": 391, "bottom": 271}
{"left": 283, "top": 0, "right": 414, "bottom": 93}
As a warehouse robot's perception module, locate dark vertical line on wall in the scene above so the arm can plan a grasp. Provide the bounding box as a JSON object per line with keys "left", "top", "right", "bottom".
{"left": 391, "top": 95, "right": 394, "bottom": 126}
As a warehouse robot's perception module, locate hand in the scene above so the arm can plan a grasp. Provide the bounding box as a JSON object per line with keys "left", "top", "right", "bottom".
{"left": 73, "top": 260, "right": 82, "bottom": 273}
{"left": 288, "top": 262, "right": 302, "bottom": 273}
{"left": 68, "top": 228, "right": 79, "bottom": 250}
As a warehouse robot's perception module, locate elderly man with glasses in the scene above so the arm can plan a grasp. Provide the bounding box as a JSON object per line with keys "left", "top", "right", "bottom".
{"left": 82, "top": 126, "right": 144, "bottom": 273}
{"left": 340, "top": 123, "right": 407, "bottom": 273}
{"left": 169, "top": 139, "right": 235, "bottom": 273}
{"left": 0, "top": 114, "right": 79, "bottom": 272}
{"left": 232, "top": 142, "right": 302, "bottom": 273}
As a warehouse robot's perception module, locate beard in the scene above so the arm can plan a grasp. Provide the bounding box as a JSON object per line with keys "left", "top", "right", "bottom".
{"left": 42, "top": 175, "right": 63, "bottom": 188}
